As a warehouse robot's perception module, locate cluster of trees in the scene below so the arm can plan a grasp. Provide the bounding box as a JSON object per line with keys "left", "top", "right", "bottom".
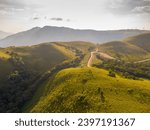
{"left": 94, "top": 60, "right": 150, "bottom": 80}
{"left": 0, "top": 52, "right": 39, "bottom": 112}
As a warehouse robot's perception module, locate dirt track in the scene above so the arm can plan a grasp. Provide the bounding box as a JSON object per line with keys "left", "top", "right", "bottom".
{"left": 87, "top": 49, "right": 115, "bottom": 67}
{"left": 87, "top": 48, "right": 150, "bottom": 67}
{"left": 134, "top": 59, "right": 150, "bottom": 63}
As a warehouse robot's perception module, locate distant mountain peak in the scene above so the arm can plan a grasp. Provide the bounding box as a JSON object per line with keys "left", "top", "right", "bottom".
{"left": 0, "top": 26, "right": 149, "bottom": 47}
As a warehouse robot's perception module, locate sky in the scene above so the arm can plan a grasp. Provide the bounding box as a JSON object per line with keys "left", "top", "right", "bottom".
{"left": 0, "top": 0, "right": 150, "bottom": 33}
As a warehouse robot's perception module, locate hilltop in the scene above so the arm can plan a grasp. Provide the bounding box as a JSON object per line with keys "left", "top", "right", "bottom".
{"left": 98, "top": 33, "right": 150, "bottom": 61}
{"left": 125, "top": 33, "right": 150, "bottom": 52}
{"left": 30, "top": 67, "right": 150, "bottom": 113}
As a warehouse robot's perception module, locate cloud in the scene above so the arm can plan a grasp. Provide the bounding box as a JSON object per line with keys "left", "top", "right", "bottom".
{"left": 50, "top": 17, "right": 63, "bottom": 21}
{"left": 49, "top": 17, "right": 71, "bottom": 22}
{"left": 33, "top": 17, "right": 40, "bottom": 20}
{"left": 132, "top": 6, "right": 150, "bottom": 13}
{"left": 108, "top": 0, "right": 150, "bottom": 15}
{"left": 0, "top": 0, "right": 25, "bottom": 9}
{"left": 0, "top": 0, "right": 27, "bottom": 17}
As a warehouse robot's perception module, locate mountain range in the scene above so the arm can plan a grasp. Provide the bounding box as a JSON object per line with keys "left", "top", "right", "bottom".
{"left": 0, "top": 26, "right": 149, "bottom": 47}
{"left": 0, "top": 31, "right": 12, "bottom": 40}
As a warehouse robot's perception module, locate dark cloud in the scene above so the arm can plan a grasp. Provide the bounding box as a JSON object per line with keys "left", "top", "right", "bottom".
{"left": 0, "top": 0, "right": 25, "bottom": 9}
{"left": 33, "top": 17, "right": 40, "bottom": 20}
{"left": 108, "top": 0, "right": 150, "bottom": 15}
{"left": 50, "top": 17, "right": 63, "bottom": 21}
{"left": 132, "top": 6, "right": 150, "bottom": 13}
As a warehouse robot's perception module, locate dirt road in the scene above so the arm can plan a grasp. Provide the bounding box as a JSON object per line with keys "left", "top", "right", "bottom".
{"left": 134, "top": 59, "right": 150, "bottom": 63}
{"left": 87, "top": 48, "right": 150, "bottom": 67}
{"left": 87, "top": 49, "right": 115, "bottom": 67}
{"left": 87, "top": 52, "right": 95, "bottom": 67}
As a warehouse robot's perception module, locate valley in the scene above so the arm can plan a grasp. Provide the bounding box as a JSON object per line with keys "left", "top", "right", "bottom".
{"left": 0, "top": 33, "right": 150, "bottom": 113}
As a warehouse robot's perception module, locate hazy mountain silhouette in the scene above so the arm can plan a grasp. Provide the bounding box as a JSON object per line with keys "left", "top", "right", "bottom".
{"left": 0, "top": 26, "right": 149, "bottom": 47}
{"left": 0, "top": 31, "right": 12, "bottom": 40}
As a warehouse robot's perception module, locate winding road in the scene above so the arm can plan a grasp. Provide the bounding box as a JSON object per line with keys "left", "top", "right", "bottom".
{"left": 87, "top": 48, "right": 150, "bottom": 67}
{"left": 134, "top": 59, "right": 150, "bottom": 63}
{"left": 87, "top": 49, "right": 115, "bottom": 67}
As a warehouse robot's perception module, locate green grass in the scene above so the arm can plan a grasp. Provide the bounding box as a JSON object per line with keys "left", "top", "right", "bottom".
{"left": 11, "top": 43, "right": 73, "bottom": 73}
{"left": 30, "top": 67, "right": 150, "bottom": 113}
{"left": 0, "top": 42, "right": 77, "bottom": 88}
{"left": 98, "top": 33, "right": 150, "bottom": 61}
{"left": 58, "top": 41, "right": 95, "bottom": 53}
{"left": 52, "top": 43, "right": 75, "bottom": 59}
{"left": 0, "top": 51, "right": 10, "bottom": 59}
{"left": 125, "top": 33, "right": 150, "bottom": 52}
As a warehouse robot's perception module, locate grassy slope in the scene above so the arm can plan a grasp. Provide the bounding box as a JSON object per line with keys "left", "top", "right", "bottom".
{"left": 66, "top": 41, "right": 95, "bottom": 66}
{"left": 99, "top": 40, "right": 150, "bottom": 61}
{"left": 53, "top": 41, "right": 95, "bottom": 66}
{"left": 125, "top": 33, "right": 150, "bottom": 52}
{"left": 53, "top": 44, "right": 75, "bottom": 59}
{"left": 57, "top": 41, "right": 95, "bottom": 51}
{"left": 10, "top": 43, "right": 75, "bottom": 73}
{"left": 0, "top": 51, "right": 10, "bottom": 59}
{"left": 31, "top": 67, "right": 150, "bottom": 113}
{"left": 0, "top": 42, "right": 76, "bottom": 87}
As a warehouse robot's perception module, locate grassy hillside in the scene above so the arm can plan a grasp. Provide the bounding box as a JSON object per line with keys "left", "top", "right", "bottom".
{"left": 59, "top": 41, "right": 95, "bottom": 52}
{"left": 8, "top": 43, "right": 75, "bottom": 73}
{"left": 0, "top": 43, "right": 74, "bottom": 86}
{"left": 125, "top": 33, "right": 150, "bottom": 52}
{"left": 0, "top": 42, "right": 80, "bottom": 112}
{"left": 31, "top": 67, "right": 150, "bottom": 113}
{"left": 98, "top": 33, "right": 150, "bottom": 61}
{"left": 0, "top": 39, "right": 150, "bottom": 113}
{"left": 0, "top": 50, "right": 10, "bottom": 59}
{"left": 53, "top": 41, "right": 95, "bottom": 66}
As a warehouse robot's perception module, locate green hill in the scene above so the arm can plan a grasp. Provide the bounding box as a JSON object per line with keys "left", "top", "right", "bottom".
{"left": 0, "top": 42, "right": 80, "bottom": 112}
{"left": 0, "top": 43, "right": 75, "bottom": 87}
{"left": 6, "top": 43, "right": 75, "bottom": 73}
{"left": 53, "top": 41, "right": 95, "bottom": 66}
{"left": 99, "top": 33, "right": 150, "bottom": 61}
{"left": 30, "top": 67, "right": 150, "bottom": 113}
{"left": 125, "top": 33, "right": 150, "bottom": 52}
{"left": 0, "top": 40, "right": 150, "bottom": 113}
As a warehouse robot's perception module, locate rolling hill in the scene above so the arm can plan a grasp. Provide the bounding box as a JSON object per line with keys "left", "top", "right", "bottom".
{"left": 0, "top": 35, "right": 150, "bottom": 113}
{"left": 0, "top": 43, "right": 75, "bottom": 74}
{"left": 98, "top": 33, "right": 150, "bottom": 61}
{"left": 30, "top": 67, "right": 150, "bottom": 113}
{"left": 0, "top": 26, "right": 149, "bottom": 47}
{"left": 0, "top": 41, "right": 95, "bottom": 112}
{"left": 125, "top": 33, "right": 150, "bottom": 52}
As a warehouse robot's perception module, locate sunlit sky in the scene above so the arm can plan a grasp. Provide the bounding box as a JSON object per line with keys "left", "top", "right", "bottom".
{"left": 0, "top": 0, "right": 150, "bottom": 33}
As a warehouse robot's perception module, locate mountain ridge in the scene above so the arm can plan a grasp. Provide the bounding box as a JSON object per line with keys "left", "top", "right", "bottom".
{"left": 98, "top": 33, "right": 150, "bottom": 61}
{"left": 0, "top": 26, "right": 149, "bottom": 47}
{"left": 0, "top": 30, "right": 12, "bottom": 40}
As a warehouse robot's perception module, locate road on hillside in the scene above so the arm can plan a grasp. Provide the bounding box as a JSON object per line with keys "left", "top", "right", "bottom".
{"left": 87, "top": 49, "right": 115, "bottom": 67}
{"left": 87, "top": 48, "right": 150, "bottom": 67}
{"left": 134, "top": 59, "right": 150, "bottom": 63}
